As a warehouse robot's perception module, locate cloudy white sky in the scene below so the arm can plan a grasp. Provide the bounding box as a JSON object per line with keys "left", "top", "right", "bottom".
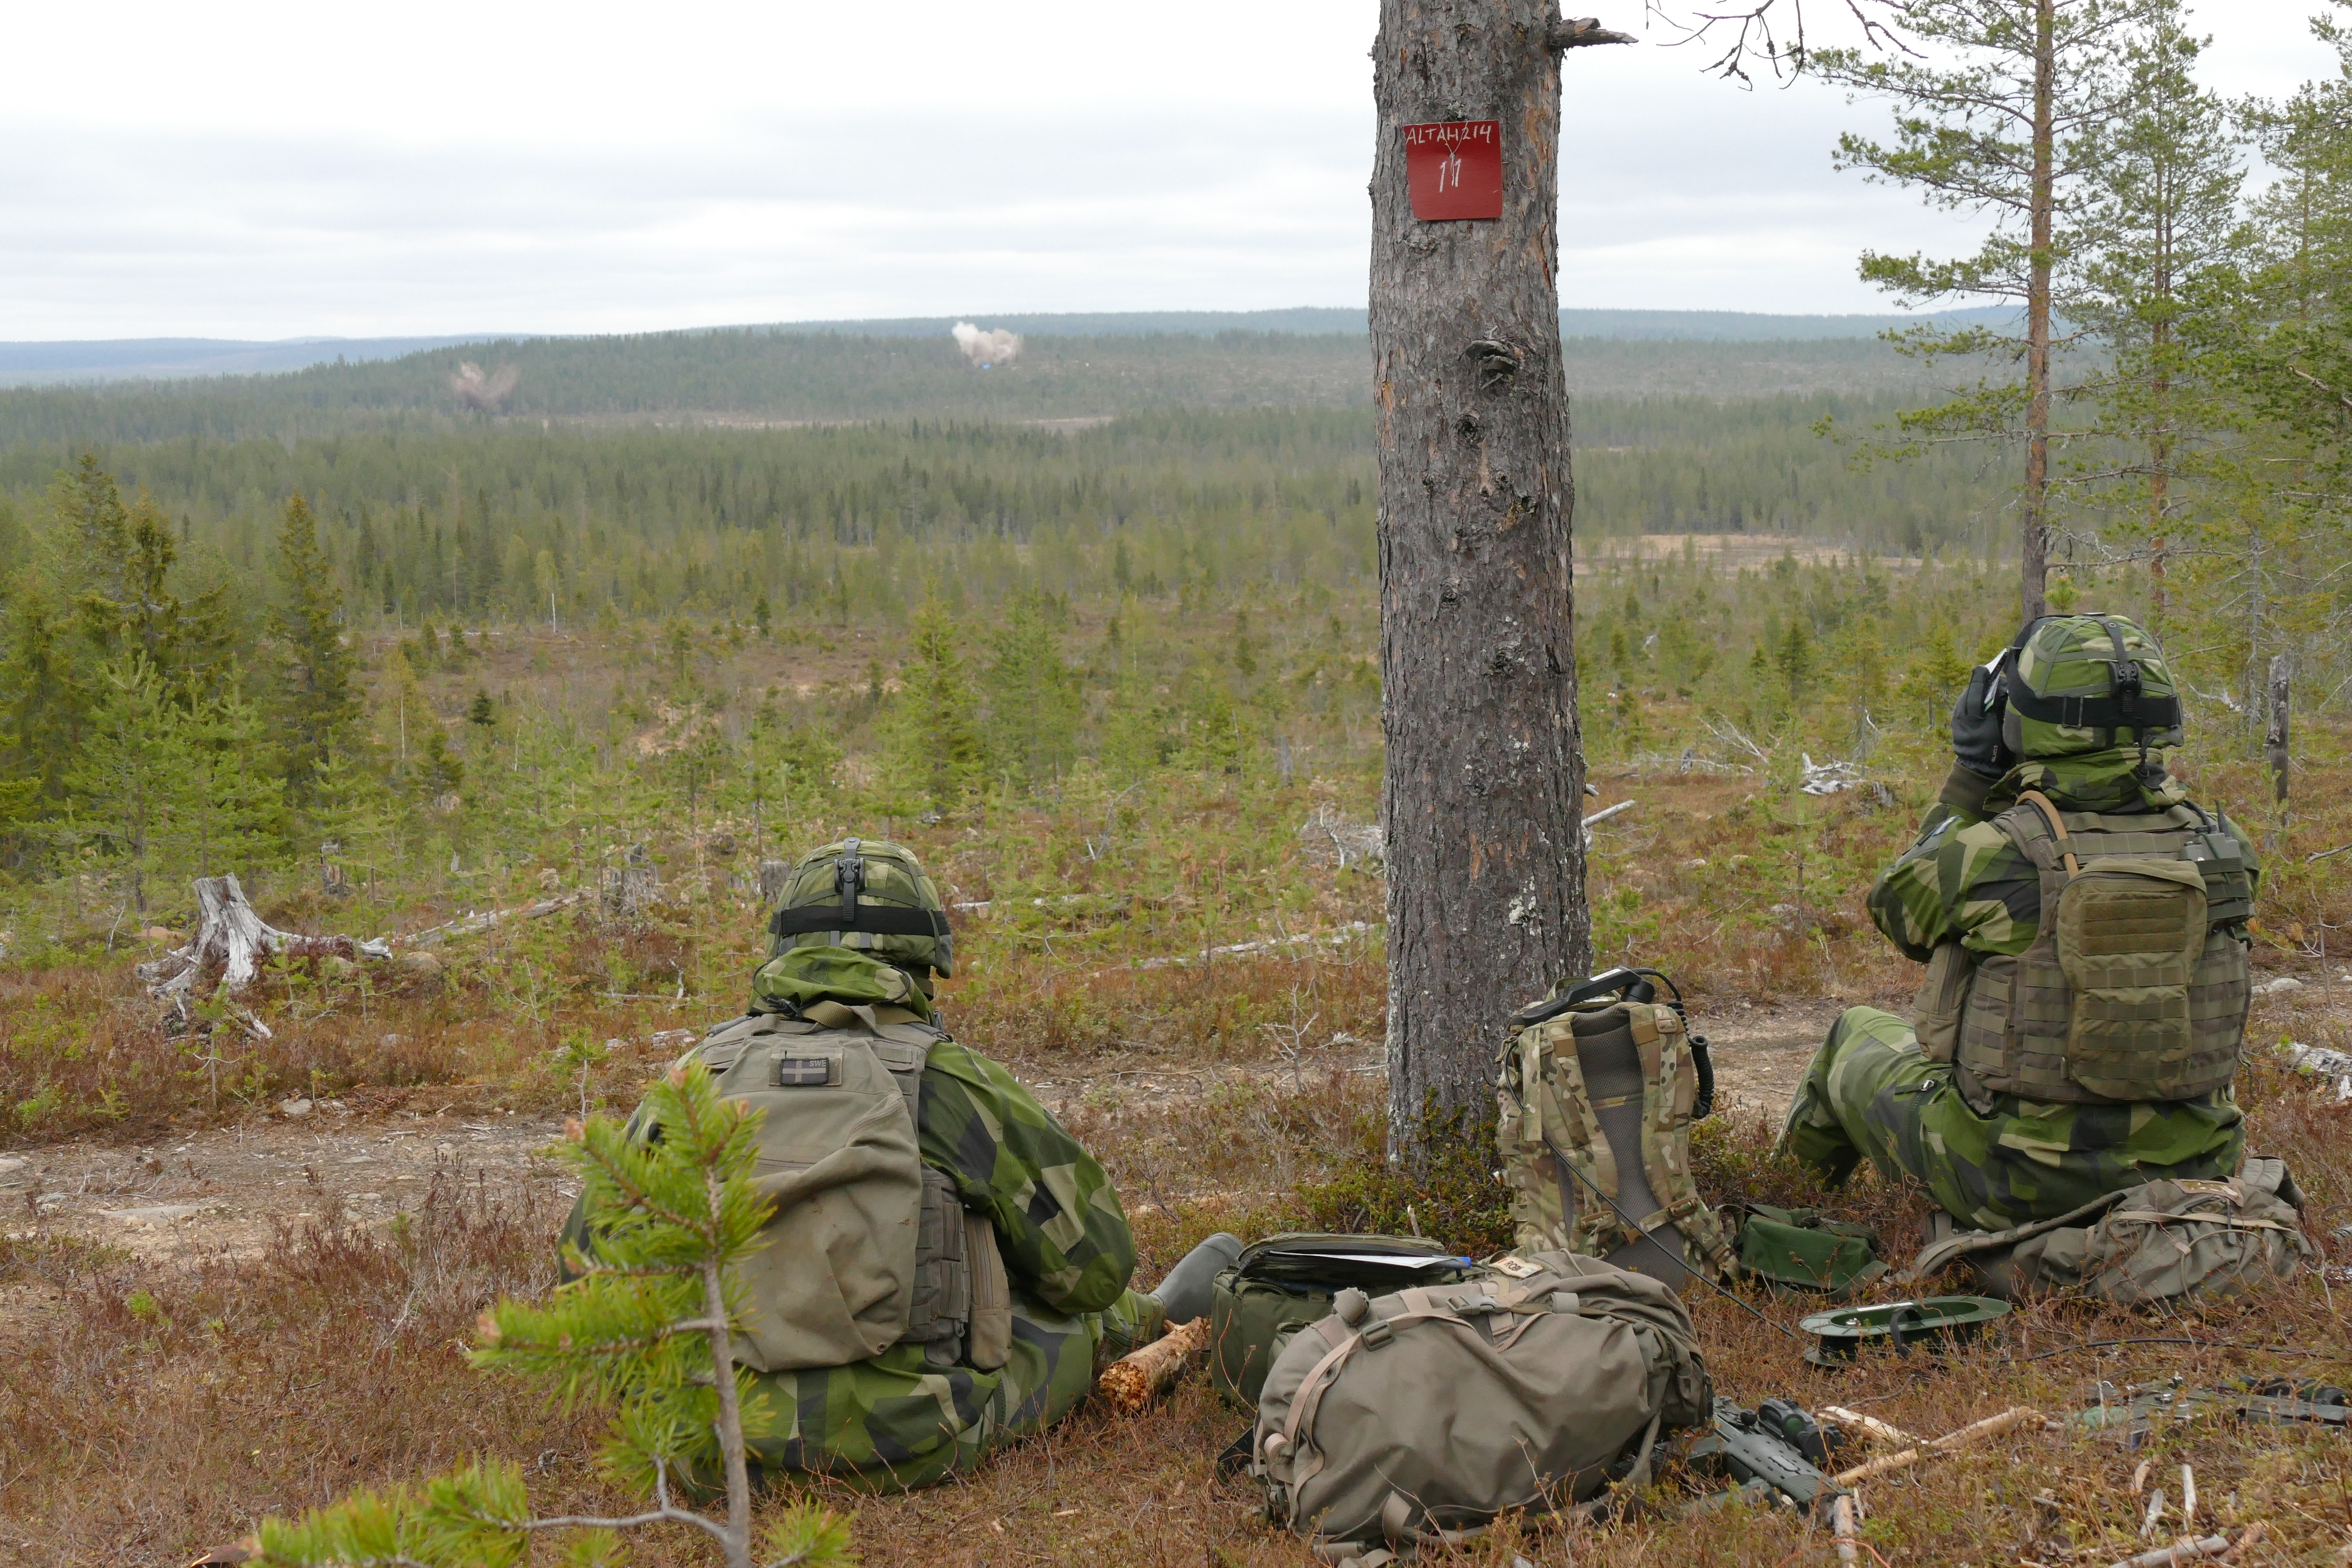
{"left": 0, "top": 0, "right": 2338, "bottom": 340}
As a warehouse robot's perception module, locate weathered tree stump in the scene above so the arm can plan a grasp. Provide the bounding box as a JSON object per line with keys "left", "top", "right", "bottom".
{"left": 137, "top": 875, "right": 391, "bottom": 1003}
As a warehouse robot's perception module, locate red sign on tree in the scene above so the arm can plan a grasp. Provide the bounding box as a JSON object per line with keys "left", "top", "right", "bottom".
{"left": 1403, "top": 120, "right": 1502, "bottom": 221}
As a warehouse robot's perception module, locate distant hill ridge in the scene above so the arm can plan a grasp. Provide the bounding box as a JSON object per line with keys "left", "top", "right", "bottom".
{"left": 0, "top": 306, "right": 2012, "bottom": 386}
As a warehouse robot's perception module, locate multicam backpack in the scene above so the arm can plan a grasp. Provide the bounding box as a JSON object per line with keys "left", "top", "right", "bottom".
{"left": 1251, "top": 1250, "right": 1712, "bottom": 1558}
{"left": 1497, "top": 971, "right": 1733, "bottom": 1290}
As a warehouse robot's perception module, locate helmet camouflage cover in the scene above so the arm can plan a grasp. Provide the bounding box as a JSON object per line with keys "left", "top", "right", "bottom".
{"left": 2000, "top": 613, "right": 2185, "bottom": 761}
{"left": 765, "top": 836, "right": 954, "bottom": 977}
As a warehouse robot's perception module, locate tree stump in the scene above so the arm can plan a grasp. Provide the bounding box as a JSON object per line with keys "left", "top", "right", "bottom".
{"left": 138, "top": 874, "right": 390, "bottom": 1003}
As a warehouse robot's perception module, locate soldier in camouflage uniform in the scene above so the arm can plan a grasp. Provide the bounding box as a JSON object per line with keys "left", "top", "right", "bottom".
{"left": 582, "top": 837, "right": 1237, "bottom": 1491}
{"left": 1779, "top": 616, "right": 2258, "bottom": 1230}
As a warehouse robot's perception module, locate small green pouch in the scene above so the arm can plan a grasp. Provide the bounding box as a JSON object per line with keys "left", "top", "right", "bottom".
{"left": 1726, "top": 1203, "right": 1887, "bottom": 1300}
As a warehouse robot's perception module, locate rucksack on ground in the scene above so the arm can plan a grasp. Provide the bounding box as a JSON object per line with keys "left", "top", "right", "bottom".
{"left": 1251, "top": 1250, "right": 1711, "bottom": 1559}
{"left": 1497, "top": 975, "right": 1733, "bottom": 1291}
{"left": 561, "top": 1001, "right": 1011, "bottom": 1373}
{"left": 1207, "top": 1233, "right": 1479, "bottom": 1410}
{"left": 1910, "top": 1157, "right": 2310, "bottom": 1304}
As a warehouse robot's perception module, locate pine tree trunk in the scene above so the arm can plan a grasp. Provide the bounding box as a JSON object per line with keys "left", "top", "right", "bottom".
{"left": 2021, "top": 0, "right": 2056, "bottom": 623}
{"left": 1372, "top": 1, "right": 1596, "bottom": 1153}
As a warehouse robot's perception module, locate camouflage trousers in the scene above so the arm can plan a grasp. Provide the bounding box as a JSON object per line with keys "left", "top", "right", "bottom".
{"left": 744, "top": 1288, "right": 1166, "bottom": 1492}
{"left": 1777, "top": 1006, "right": 2244, "bottom": 1231}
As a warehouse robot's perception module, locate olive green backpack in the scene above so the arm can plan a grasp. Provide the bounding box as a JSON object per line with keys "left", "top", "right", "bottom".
{"left": 1911, "top": 1158, "right": 2310, "bottom": 1304}
{"left": 1251, "top": 1250, "right": 1712, "bottom": 1559}
{"left": 561, "top": 1003, "right": 1011, "bottom": 1375}
{"left": 1208, "top": 1234, "right": 1478, "bottom": 1409}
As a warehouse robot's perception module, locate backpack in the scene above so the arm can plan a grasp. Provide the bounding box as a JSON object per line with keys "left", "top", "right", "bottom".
{"left": 568, "top": 1001, "right": 1011, "bottom": 1374}
{"left": 1497, "top": 986, "right": 1733, "bottom": 1290}
{"left": 1923, "top": 791, "right": 2253, "bottom": 1109}
{"left": 1207, "top": 1233, "right": 1479, "bottom": 1410}
{"left": 1910, "top": 1158, "right": 2310, "bottom": 1304}
{"left": 1722, "top": 1204, "right": 1887, "bottom": 1300}
{"left": 1251, "top": 1250, "right": 1711, "bottom": 1558}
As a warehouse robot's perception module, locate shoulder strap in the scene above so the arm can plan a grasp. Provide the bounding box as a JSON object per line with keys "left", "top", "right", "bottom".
{"left": 1908, "top": 1185, "right": 2134, "bottom": 1282}
{"left": 2017, "top": 789, "right": 2080, "bottom": 877}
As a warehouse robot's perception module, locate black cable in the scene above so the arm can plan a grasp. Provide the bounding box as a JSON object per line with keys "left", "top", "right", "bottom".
{"left": 2021, "top": 1337, "right": 2321, "bottom": 1364}
{"left": 1543, "top": 1134, "right": 1804, "bottom": 1341}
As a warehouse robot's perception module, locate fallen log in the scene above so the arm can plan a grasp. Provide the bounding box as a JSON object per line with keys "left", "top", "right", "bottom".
{"left": 1096, "top": 1316, "right": 1210, "bottom": 1413}
{"left": 400, "top": 889, "right": 588, "bottom": 949}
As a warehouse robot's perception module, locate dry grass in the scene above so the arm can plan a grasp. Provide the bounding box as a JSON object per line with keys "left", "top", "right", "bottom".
{"left": 3, "top": 737, "right": 2349, "bottom": 1565}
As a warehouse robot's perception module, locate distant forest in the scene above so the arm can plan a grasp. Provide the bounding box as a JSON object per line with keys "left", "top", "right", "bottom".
{"left": 0, "top": 400, "right": 2005, "bottom": 631}
{"left": 0, "top": 328, "right": 1947, "bottom": 448}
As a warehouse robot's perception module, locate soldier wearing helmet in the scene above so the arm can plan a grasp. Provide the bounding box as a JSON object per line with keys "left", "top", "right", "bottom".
{"left": 566, "top": 836, "right": 1238, "bottom": 1489}
{"left": 1779, "top": 614, "right": 2259, "bottom": 1230}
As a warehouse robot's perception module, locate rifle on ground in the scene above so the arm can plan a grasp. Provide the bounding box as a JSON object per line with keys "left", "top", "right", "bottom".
{"left": 1687, "top": 1396, "right": 1848, "bottom": 1516}
{"left": 2074, "top": 1378, "right": 2349, "bottom": 1449}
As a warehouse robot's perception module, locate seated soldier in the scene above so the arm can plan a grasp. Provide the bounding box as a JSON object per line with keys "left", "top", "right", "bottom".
{"left": 1778, "top": 613, "right": 2259, "bottom": 1231}
{"left": 571, "top": 836, "right": 1240, "bottom": 1491}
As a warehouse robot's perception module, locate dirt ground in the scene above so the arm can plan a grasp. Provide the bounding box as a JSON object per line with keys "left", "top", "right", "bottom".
{"left": 0, "top": 998, "right": 1852, "bottom": 1273}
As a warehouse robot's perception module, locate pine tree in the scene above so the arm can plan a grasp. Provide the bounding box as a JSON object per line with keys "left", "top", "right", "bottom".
{"left": 63, "top": 652, "right": 190, "bottom": 913}
{"left": 2072, "top": 1, "right": 2245, "bottom": 625}
{"left": 255, "top": 1063, "right": 854, "bottom": 1568}
{"left": 270, "top": 494, "right": 360, "bottom": 794}
{"left": 174, "top": 676, "right": 285, "bottom": 880}
{"left": 1813, "top": 0, "right": 2158, "bottom": 619}
{"left": 889, "top": 592, "right": 984, "bottom": 810}
{"left": 76, "top": 486, "right": 230, "bottom": 693}
{"left": 983, "top": 594, "right": 1080, "bottom": 791}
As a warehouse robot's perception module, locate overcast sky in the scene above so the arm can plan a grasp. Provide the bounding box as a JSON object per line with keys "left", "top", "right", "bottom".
{"left": 0, "top": 0, "right": 2338, "bottom": 341}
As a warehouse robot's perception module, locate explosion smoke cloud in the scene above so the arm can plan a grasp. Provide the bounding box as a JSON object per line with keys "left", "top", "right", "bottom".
{"left": 448, "top": 361, "right": 520, "bottom": 410}
{"left": 951, "top": 322, "right": 1021, "bottom": 368}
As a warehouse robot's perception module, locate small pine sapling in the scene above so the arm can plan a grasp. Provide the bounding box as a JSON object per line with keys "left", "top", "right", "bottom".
{"left": 253, "top": 1062, "right": 852, "bottom": 1568}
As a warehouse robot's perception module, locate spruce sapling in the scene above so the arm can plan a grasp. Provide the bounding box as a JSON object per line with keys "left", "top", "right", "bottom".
{"left": 252, "top": 1061, "right": 851, "bottom": 1568}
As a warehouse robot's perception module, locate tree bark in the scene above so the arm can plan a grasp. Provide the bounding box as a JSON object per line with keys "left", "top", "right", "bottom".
{"left": 2266, "top": 655, "right": 2290, "bottom": 855}
{"left": 1373, "top": 0, "right": 1593, "bottom": 1153}
{"left": 2021, "top": 0, "right": 2056, "bottom": 624}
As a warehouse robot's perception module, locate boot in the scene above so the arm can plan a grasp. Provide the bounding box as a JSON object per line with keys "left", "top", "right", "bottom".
{"left": 1145, "top": 1232, "right": 1243, "bottom": 1325}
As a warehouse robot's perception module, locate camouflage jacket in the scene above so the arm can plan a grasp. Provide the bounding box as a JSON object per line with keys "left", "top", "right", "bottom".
{"left": 1866, "top": 756, "right": 2262, "bottom": 965}
{"left": 914, "top": 1035, "right": 1135, "bottom": 1316}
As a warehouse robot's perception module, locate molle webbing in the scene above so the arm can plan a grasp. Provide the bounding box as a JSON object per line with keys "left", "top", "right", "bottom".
{"left": 1955, "top": 802, "right": 2249, "bottom": 1106}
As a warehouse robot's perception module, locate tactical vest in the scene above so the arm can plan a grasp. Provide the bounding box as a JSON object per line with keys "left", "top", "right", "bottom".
{"left": 687, "top": 1003, "right": 1011, "bottom": 1375}
{"left": 1497, "top": 998, "right": 1733, "bottom": 1289}
{"left": 1919, "top": 792, "right": 2253, "bottom": 1108}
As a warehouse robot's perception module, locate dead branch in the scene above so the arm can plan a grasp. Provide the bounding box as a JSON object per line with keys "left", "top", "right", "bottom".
{"left": 1096, "top": 1316, "right": 1210, "bottom": 1413}
{"left": 1831, "top": 1406, "right": 2046, "bottom": 1487}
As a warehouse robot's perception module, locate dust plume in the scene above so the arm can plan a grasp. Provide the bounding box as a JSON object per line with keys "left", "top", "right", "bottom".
{"left": 448, "top": 361, "right": 520, "bottom": 410}
{"left": 951, "top": 323, "right": 1021, "bottom": 368}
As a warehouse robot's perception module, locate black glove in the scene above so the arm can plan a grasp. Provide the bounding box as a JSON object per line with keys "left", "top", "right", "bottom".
{"left": 1950, "top": 659, "right": 2013, "bottom": 780}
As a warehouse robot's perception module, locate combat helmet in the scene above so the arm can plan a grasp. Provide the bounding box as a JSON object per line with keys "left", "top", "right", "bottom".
{"left": 765, "top": 836, "right": 954, "bottom": 979}
{"left": 1997, "top": 613, "right": 2185, "bottom": 762}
